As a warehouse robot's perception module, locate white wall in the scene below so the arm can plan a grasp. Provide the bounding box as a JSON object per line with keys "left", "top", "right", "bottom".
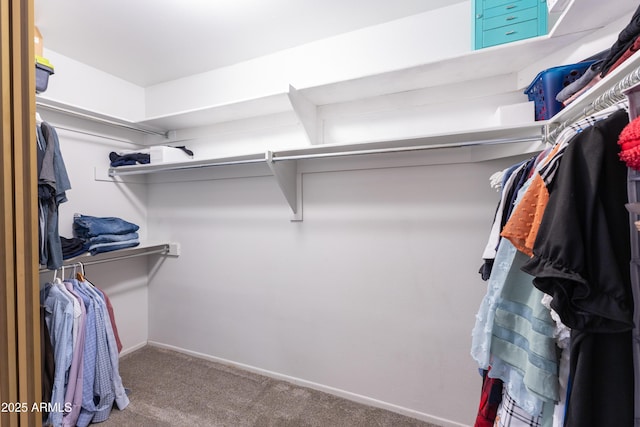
{"left": 40, "top": 49, "right": 146, "bottom": 121}
{"left": 145, "top": 151, "right": 531, "bottom": 426}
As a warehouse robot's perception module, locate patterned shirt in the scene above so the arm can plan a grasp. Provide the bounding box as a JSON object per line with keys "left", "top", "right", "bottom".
{"left": 41, "top": 282, "right": 75, "bottom": 427}
{"left": 70, "top": 281, "right": 98, "bottom": 427}
{"left": 62, "top": 283, "right": 86, "bottom": 427}
{"left": 93, "top": 285, "right": 130, "bottom": 411}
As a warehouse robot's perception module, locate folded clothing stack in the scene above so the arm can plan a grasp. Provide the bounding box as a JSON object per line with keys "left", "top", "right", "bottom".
{"left": 557, "top": 4, "right": 640, "bottom": 107}
{"left": 109, "top": 150, "right": 150, "bottom": 167}
{"left": 109, "top": 146, "right": 194, "bottom": 167}
{"left": 60, "top": 236, "right": 90, "bottom": 259}
{"left": 73, "top": 214, "right": 140, "bottom": 255}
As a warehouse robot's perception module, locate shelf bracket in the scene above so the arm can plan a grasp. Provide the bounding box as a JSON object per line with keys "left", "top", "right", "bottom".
{"left": 288, "top": 85, "right": 318, "bottom": 145}
{"left": 266, "top": 151, "right": 303, "bottom": 221}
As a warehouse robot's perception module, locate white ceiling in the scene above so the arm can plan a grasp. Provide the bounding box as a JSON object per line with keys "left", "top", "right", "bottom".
{"left": 34, "top": 0, "right": 465, "bottom": 87}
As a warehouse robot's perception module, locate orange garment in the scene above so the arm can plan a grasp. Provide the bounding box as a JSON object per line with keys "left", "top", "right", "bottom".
{"left": 500, "top": 144, "right": 561, "bottom": 256}
{"left": 500, "top": 173, "right": 549, "bottom": 257}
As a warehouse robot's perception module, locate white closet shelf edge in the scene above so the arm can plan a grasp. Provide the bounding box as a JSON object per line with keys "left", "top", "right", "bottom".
{"left": 38, "top": 242, "right": 178, "bottom": 273}
{"left": 105, "top": 123, "right": 546, "bottom": 178}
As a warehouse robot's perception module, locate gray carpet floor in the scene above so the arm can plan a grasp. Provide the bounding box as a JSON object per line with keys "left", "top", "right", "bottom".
{"left": 99, "top": 345, "right": 442, "bottom": 427}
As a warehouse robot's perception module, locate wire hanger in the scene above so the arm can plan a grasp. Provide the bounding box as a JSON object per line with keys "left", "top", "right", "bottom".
{"left": 53, "top": 265, "right": 65, "bottom": 286}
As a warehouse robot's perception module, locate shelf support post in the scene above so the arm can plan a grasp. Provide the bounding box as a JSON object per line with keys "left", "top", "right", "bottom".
{"left": 266, "top": 151, "right": 303, "bottom": 221}
{"left": 288, "top": 85, "right": 318, "bottom": 145}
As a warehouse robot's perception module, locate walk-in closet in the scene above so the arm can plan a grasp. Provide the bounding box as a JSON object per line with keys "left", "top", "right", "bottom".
{"left": 2, "top": 0, "right": 640, "bottom": 426}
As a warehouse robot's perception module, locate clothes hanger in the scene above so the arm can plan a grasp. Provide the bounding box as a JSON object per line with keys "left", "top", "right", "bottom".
{"left": 71, "top": 263, "right": 79, "bottom": 283}
{"left": 35, "top": 112, "right": 43, "bottom": 125}
{"left": 76, "top": 262, "right": 86, "bottom": 282}
{"left": 53, "top": 265, "right": 65, "bottom": 286}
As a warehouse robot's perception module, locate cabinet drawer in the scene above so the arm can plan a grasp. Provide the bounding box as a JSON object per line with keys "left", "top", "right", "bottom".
{"left": 483, "top": 6, "right": 538, "bottom": 30}
{"left": 483, "top": 0, "right": 537, "bottom": 10}
{"left": 483, "top": 0, "right": 538, "bottom": 19}
{"left": 482, "top": 19, "right": 539, "bottom": 47}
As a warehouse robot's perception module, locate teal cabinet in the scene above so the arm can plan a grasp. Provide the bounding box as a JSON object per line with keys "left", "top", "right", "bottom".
{"left": 473, "top": 0, "right": 548, "bottom": 49}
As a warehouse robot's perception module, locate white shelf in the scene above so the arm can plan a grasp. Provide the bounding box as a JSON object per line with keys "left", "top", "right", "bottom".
{"left": 138, "top": 92, "right": 293, "bottom": 130}
{"left": 37, "top": 0, "right": 635, "bottom": 137}
{"left": 108, "top": 153, "right": 267, "bottom": 176}
{"left": 108, "top": 122, "right": 545, "bottom": 176}
{"left": 140, "top": 0, "right": 633, "bottom": 130}
{"left": 106, "top": 123, "right": 545, "bottom": 221}
{"left": 38, "top": 242, "right": 175, "bottom": 273}
{"left": 44, "top": 0, "right": 639, "bottom": 222}
{"left": 36, "top": 96, "right": 168, "bottom": 137}
{"left": 134, "top": 33, "right": 586, "bottom": 133}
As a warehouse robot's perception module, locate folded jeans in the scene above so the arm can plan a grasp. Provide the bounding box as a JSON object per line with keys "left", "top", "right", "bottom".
{"left": 89, "top": 239, "right": 140, "bottom": 255}
{"left": 89, "top": 232, "right": 139, "bottom": 245}
{"left": 73, "top": 214, "right": 139, "bottom": 238}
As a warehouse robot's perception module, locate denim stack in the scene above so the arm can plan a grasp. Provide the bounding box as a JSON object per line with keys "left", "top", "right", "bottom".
{"left": 73, "top": 214, "right": 140, "bottom": 255}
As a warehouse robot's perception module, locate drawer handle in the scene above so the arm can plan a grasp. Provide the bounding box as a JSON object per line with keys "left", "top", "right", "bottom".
{"left": 506, "top": 16, "right": 517, "bottom": 20}
{"left": 505, "top": 4, "right": 516, "bottom": 9}
{"left": 505, "top": 30, "right": 516, "bottom": 35}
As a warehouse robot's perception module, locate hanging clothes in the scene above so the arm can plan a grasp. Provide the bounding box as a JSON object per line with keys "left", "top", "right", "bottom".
{"left": 37, "top": 121, "right": 71, "bottom": 270}
{"left": 41, "top": 281, "right": 74, "bottom": 427}
{"left": 473, "top": 107, "right": 634, "bottom": 426}
{"left": 40, "top": 306, "right": 55, "bottom": 422}
{"left": 61, "top": 282, "right": 86, "bottom": 427}
{"left": 521, "top": 109, "right": 634, "bottom": 426}
{"left": 472, "top": 188, "right": 557, "bottom": 426}
{"left": 522, "top": 110, "right": 632, "bottom": 332}
{"left": 41, "top": 274, "right": 129, "bottom": 427}
{"left": 478, "top": 158, "right": 534, "bottom": 281}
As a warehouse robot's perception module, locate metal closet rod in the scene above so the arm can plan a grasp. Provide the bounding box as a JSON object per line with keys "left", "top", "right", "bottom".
{"left": 36, "top": 101, "right": 170, "bottom": 138}
{"left": 38, "top": 244, "right": 170, "bottom": 273}
{"left": 271, "top": 136, "right": 543, "bottom": 162}
{"left": 109, "top": 135, "right": 543, "bottom": 176}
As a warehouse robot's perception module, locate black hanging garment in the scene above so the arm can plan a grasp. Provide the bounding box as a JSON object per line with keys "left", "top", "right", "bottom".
{"left": 521, "top": 110, "right": 634, "bottom": 426}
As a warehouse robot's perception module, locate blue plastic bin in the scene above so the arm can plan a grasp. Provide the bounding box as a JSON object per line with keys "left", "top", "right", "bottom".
{"left": 524, "top": 61, "right": 595, "bottom": 120}
{"left": 35, "top": 56, "right": 54, "bottom": 93}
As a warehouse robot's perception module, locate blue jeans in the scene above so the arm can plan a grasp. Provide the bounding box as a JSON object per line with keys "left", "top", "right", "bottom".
{"left": 89, "top": 232, "right": 139, "bottom": 245}
{"left": 89, "top": 240, "right": 140, "bottom": 255}
{"left": 73, "top": 215, "right": 140, "bottom": 238}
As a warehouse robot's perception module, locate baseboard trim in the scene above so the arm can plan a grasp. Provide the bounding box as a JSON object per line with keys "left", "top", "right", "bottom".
{"left": 146, "top": 341, "right": 468, "bottom": 427}
{"left": 120, "top": 340, "right": 148, "bottom": 357}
